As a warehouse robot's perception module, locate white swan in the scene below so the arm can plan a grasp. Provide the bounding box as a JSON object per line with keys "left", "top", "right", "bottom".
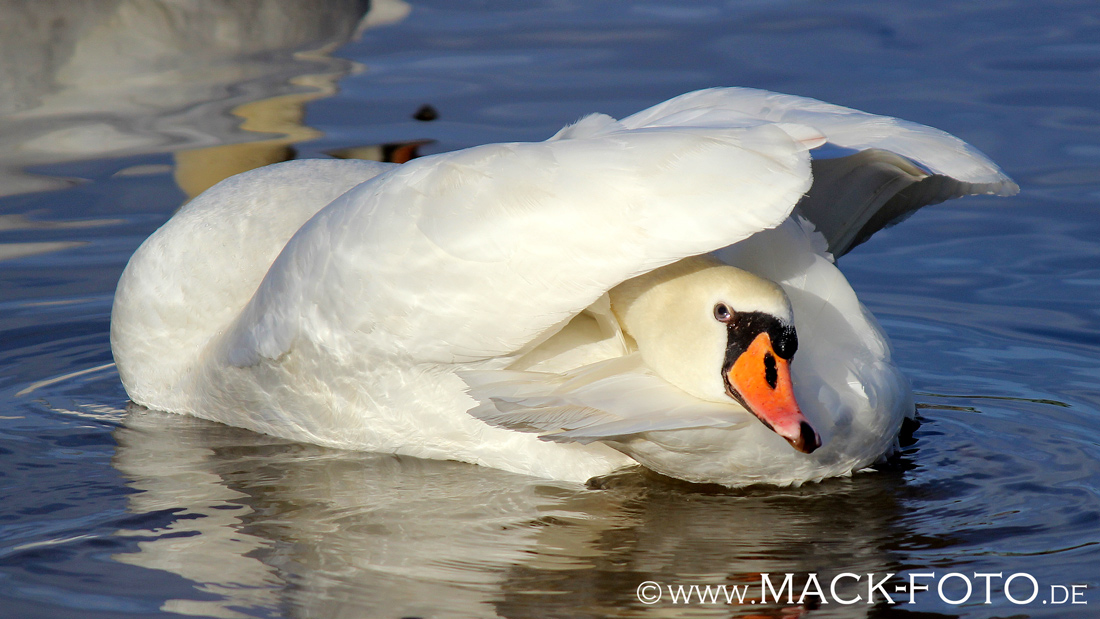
{"left": 111, "top": 88, "right": 1017, "bottom": 487}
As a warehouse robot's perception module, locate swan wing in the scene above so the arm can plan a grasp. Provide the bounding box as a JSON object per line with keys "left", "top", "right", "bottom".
{"left": 221, "top": 88, "right": 1019, "bottom": 368}
{"left": 617, "top": 87, "right": 1019, "bottom": 256}
{"left": 461, "top": 354, "right": 754, "bottom": 444}
{"left": 221, "top": 121, "right": 815, "bottom": 367}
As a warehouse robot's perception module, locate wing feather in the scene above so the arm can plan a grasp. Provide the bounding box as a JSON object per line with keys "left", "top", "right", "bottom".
{"left": 217, "top": 87, "right": 1017, "bottom": 368}
{"left": 617, "top": 87, "right": 1018, "bottom": 256}
{"left": 219, "top": 122, "right": 814, "bottom": 365}
{"left": 461, "top": 354, "right": 754, "bottom": 444}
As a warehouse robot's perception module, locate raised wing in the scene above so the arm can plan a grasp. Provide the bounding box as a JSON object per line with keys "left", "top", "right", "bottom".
{"left": 221, "top": 122, "right": 815, "bottom": 367}
{"left": 220, "top": 87, "right": 1017, "bottom": 368}
{"left": 618, "top": 87, "right": 1019, "bottom": 257}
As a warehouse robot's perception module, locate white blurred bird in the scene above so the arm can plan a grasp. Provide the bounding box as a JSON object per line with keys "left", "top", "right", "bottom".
{"left": 111, "top": 88, "right": 1017, "bottom": 487}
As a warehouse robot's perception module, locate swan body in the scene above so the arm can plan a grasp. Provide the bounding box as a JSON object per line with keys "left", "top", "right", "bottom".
{"left": 111, "top": 88, "right": 1017, "bottom": 486}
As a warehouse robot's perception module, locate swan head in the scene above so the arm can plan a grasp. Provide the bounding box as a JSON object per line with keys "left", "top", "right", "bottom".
{"left": 609, "top": 257, "right": 821, "bottom": 454}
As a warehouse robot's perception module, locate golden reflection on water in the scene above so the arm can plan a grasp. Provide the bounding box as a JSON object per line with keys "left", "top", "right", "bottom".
{"left": 171, "top": 83, "right": 327, "bottom": 200}
{"left": 111, "top": 408, "right": 908, "bottom": 618}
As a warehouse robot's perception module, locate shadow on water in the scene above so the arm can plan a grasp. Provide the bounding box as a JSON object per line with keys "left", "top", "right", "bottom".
{"left": 112, "top": 406, "right": 944, "bottom": 619}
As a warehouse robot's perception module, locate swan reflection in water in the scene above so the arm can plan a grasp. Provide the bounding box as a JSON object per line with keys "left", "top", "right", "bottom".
{"left": 111, "top": 406, "right": 917, "bottom": 619}
{"left": 0, "top": 0, "right": 412, "bottom": 201}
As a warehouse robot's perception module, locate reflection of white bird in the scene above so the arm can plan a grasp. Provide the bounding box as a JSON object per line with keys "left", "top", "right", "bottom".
{"left": 0, "top": 0, "right": 385, "bottom": 197}
{"left": 111, "top": 88, "right": 1017, "bottom": 487}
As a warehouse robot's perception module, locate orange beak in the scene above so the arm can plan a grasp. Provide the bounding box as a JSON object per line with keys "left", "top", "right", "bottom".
{"left": 726, "top": 332, "right": 821, "bottom": 454}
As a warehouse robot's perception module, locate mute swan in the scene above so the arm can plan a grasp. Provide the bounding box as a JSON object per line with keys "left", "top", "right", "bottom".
{"left": 111, "top": 88, "right": 1017, "bottom": 487}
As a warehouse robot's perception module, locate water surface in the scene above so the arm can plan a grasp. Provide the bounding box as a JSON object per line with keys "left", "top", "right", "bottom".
{"left": 1, "top": 1, "right": 1098, "bottom": 617}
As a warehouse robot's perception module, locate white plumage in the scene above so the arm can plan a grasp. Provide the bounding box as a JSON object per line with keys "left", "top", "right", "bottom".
{"left": 111, "top": 88, "right": 1017, "bottom": 486}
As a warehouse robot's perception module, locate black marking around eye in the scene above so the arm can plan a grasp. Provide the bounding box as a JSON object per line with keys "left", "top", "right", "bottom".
{"left": 764, "top": 352, "right": 778, "bottom": 389}
{"left": 720, "top": 312, "right": 799, "bottom": 379}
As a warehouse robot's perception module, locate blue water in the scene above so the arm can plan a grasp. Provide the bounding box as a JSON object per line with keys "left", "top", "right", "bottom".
{"left": 1, "top": 1, "right": 1098, "bottom": 617}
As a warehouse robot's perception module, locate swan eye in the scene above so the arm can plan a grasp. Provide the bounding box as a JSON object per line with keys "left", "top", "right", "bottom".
{"left": 713, "top": 303, "right": 732, "bottom": 323}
